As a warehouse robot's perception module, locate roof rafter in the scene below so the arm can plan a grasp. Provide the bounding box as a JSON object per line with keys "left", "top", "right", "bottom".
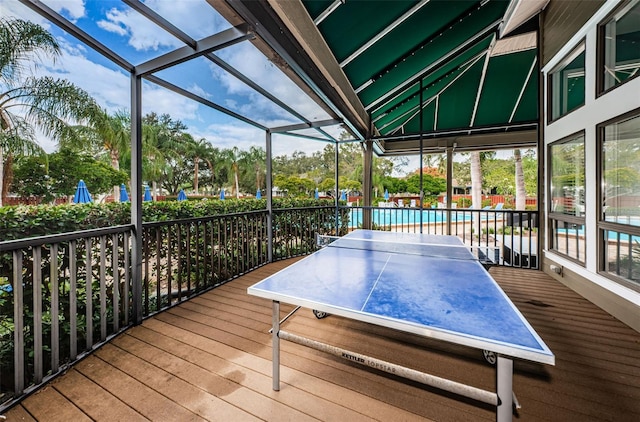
{"left": 271, "top": 119, "right": 342, "bottom": 134}
{"left": 145, "top": 75, "right": 268, "bottom": 131}
{"left": 313, "top": 0, "right": 345, "bottom": 26}
{"left": 509, "top": 56, "right": 538, "bottom": 123}
{"left": 135, "top": 25, "right": 253, "bottom": 76}
{"left": 122, "top": 0, "right": 197, "bottom": 49}
{"left": 378, "top": 49, "right": 489, "bottom": 135}
{"left": 339, "top": 0, "right": 431, "bottom": 68}
{"left": 469, "top": 35, "right": 496, "bottom": 127}
{"left": 18, "top": 0, "right": 133, "bottom": 72}
{"left": 365, "top": 18, "right": 502, "bottom": 113}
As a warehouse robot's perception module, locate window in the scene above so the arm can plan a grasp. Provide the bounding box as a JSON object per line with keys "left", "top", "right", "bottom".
{"left": 599, "top": 0, "right": 640, "bottom": 93}
{"left": 549, "top": 133, "right": 586, "bottom": 263}
{"left": 549, "top": 43, "right": 586, "bottom": 121}
{"left": 599, "top": 111, "right": 640, "bottom": 288}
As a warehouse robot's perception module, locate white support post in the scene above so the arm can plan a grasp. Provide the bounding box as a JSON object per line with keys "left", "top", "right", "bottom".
{"left": 496, "top": 355, "right": 513, "bottom": 422}
{"left": 272, "top": 300, "right": 280, "bottom": 391}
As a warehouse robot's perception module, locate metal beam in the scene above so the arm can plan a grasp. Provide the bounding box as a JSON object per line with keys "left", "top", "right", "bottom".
{"left": 18, "top": 0, "right": 133, "bottom": 72}
{"left": 469, "top": 37, "right": 496, "bottom": 127}
{"left": 122, "top": 0, "right": 197, "bottom": 49}
{"left": 130, "top": 74, "right": 143, "bottom": 325}
{"left": 227, "top": 0, "right": 368, "bottom": 140}
{"left": 270, "top": 119, "right": 341, "bottom": 133}
{"left": 313, "top": 0, "right": 344, "bottom": 26}
{"left": 510, "top": 56, "right": 538, "bottom": 123}
{"left": 380, "top": 50, "right": 487, "bottom": 135}
{"left": 266, "top": 130, "right": 273, "bottom": 262}
{"left": 205, "top": 53, "right": 337, "bottom": 141}
{"left": 144, "top": 74, "right": 268, "bottom": 131}
{"left": 135, "top": 25, "right": 253, "bottom": 76}
{"left": 276, "top": 131, "right": 336, "bottom": 143}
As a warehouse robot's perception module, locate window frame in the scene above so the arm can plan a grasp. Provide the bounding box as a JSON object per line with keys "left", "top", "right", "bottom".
{"left": 596, "top": 0, "right": 640, "bottom": 97}
{"left": 547, "top": 41, "right": 587, "bottom": 124}
{"left": 596, "top": 107, "right": 640, "bottom": 292}
{"left": 547, "top": 130, "right": 587, "bottom": 265}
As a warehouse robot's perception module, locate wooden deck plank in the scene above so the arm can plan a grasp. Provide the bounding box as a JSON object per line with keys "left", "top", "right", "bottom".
{"left": 151, "top": 309, "right": 441, "bottom": 421}
{"left": 93, "top": 343, "right": 261, "bottom": 421}
{"left": 111, "top": 331, "right": 319, "bottom": 422}
{"left": 50, "top": 369, "right": 147, "bottom": 421}
{"left": 135, "top": 318, "right": 426, "bottom": 421}
{"left": 74, "top": 354, "right": 206, "bottom": 421}
{"left": 20, "top": 383, "right": 91, "bottom": 422}
{"left": 3, "top": 259, "right": 640, "bottom": 422}
{"left": 1, "top": 404, "right": 36, "bottom": 421}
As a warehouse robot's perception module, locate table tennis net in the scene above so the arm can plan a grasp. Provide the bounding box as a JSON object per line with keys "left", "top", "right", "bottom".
{"left": 325, "top": 236, "right": 478, "bottom": 261}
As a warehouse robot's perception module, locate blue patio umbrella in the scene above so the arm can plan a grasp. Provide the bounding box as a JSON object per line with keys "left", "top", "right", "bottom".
{"left": 220, "top": 189, "right": 225, "bottom": 200}
{"left": 256, "top": 189, "right": 262, "bottom": 199}
{"left": 177, "top": 189, "right": 187, "bottom": 201}
{"left": 314, "top": 188, "right": 319, "bottom": 200}
{"left": 384, "top": 189, "right": 389, "bottom": 201}
{"left": 143, "top": 185, "right": 152, "bottom": 201}
{"left": 340, "top": 190, "right": 347, "bottom": 201}
{"left": 73, "top": 180, "right": 92, "bottom": 203}
{"left": 119, "top": 184, "right": 129, "bottom": 202}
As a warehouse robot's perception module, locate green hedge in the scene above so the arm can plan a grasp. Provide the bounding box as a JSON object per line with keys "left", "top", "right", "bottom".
{"left": 0, "top": 198, "right": 335, "bottom": 241}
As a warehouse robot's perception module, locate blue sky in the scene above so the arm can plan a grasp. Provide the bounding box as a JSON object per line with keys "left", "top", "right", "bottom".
{"left": 1, "top": 0, "right": 338, "bottom": 157}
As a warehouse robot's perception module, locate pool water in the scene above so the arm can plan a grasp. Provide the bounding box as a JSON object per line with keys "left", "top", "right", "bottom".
{"left": 347, "top": 208, "right": 474, "bottom": 227}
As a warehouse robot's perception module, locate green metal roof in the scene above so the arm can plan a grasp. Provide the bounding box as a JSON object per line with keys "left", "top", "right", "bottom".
{"left": 299, "top": 0, "right": 539, "bottom": 153}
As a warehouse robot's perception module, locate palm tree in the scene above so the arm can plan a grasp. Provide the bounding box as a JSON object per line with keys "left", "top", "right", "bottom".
{"left": 142, "top": 113, "right": 189, "bottom": 198}
{"left": 0, "top": 18, "right": 100, "bottom": 206}
{"left": 470, "top": 151, "right": 483, "bottom": 208}
{"left": 239, "top": 145, "right": 266, "bottom": 193}
{"left": 221, "top": 146, "right": 242, "bottom": 198}
{"left": 62, "top": 109, "right": 130, "bottom": 201}
{"left": 184, "top": 137, "right": 215, "bottom": 195}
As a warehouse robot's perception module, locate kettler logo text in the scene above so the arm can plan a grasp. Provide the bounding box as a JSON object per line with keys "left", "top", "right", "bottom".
{"left": 341, "top": 352, "right": 364, "bottom": 363}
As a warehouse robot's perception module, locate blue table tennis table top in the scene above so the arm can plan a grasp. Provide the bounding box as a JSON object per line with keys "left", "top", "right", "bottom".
{"left": 248, "top": 229, "right": 554, "bottom": 364}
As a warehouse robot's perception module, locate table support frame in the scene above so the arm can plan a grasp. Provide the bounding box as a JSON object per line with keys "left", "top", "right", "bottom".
{"left": 269, "top": 300, "right": 515, "bottom": 421}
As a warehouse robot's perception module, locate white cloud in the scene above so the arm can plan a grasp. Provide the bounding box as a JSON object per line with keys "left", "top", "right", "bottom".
{"left": 47, "top": 0, "right": 86, "bottom": 21}
{"left": 96, "top": 0, "right": 228, "bottom": 52}
{"left": 0, "top": 0, "right": 51, "bottom": 28}
{"left": 98, "top": 7, "right": 179, "bottom": 51}
{"left": 142, "top": 0, "right": 230, "bottom": 39}
{"left": 142, "top": 82, "right": 200, "bottom": 121}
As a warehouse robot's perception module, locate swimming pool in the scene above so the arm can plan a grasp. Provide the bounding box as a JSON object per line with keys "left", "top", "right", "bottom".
{"left": 347, "top": 208, "right": 475, "bottom": 227}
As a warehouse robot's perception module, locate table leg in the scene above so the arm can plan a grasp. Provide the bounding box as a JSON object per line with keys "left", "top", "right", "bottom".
{"left": 272, "top": 300, "right": 280, "bottom": 391}
{"left": 496, "top": 355, "right": 513, "bottom": 421}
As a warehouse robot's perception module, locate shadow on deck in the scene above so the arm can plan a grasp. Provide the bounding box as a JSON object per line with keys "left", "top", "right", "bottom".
{"left": 4, "top": 260, "right": 640, "bottom": 421}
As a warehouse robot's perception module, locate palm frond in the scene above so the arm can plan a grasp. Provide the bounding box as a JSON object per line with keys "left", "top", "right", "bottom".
{"left": 0, "top": 18, "right": 60, "bottom": 85}
{"left": 4, "top": 76, "right": 100, "bottom": 143}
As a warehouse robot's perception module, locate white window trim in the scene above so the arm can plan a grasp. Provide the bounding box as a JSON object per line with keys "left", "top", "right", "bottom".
{"left": 541, "top": 1, "right": 625, "bottom": 73}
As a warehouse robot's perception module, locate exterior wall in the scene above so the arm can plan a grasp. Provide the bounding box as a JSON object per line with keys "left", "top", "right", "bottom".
{"left": 541, "top": 1, "right": 640, "bottom": 333}
{"left": 541, "top": 0, "right": 606, "bottom": 66}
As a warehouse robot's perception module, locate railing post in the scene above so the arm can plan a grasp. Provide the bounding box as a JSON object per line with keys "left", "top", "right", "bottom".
{"left": 131, "top": 73, "right": 143, "bottom": 325}
{"left": 446, "top": 146, "right": 454, "bottom": 236}
{"left": 266, "top": 130, "right": 273, "bottom": 262}
{"left": 363, "top": 140, "right": 373, "bottom": 229}
{"left": 335, "top": 142, "right": 340, "bottom": 235}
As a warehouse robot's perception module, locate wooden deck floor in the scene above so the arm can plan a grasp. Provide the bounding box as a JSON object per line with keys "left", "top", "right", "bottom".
{"left": 4, "top": 260, "right": 640, "bottom": 421}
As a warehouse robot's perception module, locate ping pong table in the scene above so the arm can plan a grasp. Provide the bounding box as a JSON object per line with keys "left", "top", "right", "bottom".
{"left": 247, "top": 229, "right": 554, "bottom": 421}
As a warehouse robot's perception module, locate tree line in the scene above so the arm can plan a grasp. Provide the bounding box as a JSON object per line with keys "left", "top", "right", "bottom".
{"left": 1, "top": 17, "right": 537, "bottom": 208}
